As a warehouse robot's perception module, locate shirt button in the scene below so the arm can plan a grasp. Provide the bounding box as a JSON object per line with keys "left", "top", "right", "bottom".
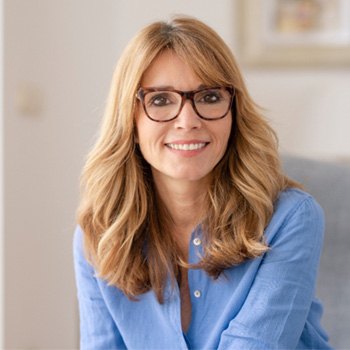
{"left": 194, "top": 290, "right": 201, "bottom": 298}
{"left": 193, "top": 237, "right": 201, "bottom": 246}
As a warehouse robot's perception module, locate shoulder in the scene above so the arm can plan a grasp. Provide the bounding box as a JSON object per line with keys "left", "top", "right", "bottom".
{"left": 73, "top": 225, "right": 96, "bottom": 275}
{"left": 279, "top": 187, "right": 323, "bottom": 218}
{"left": 73, "top": 225, "right": 84, "bottom": 258}
{"left": 264, "top": 188, "right": 325, "bottom": 247}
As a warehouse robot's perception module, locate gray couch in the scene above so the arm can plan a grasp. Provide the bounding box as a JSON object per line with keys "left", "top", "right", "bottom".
{"left": 282, "top": 155, "right": 350, "bottom": 349}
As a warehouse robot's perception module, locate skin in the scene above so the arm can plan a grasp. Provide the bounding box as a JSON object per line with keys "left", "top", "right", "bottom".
{"left": 135, "top": 50, "right": 232, "bottom": 332}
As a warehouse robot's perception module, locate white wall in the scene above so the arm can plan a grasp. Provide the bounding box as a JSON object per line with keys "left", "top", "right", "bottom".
{"left": 0, "top": 0, "right": 4, "bottom": 348}
{"left": 2, "top": 0, "right": 350, "bottom": 349}
{"left": 244, "top": 69, "right": 350, "bottom": 160}
{"left": 3, "top": 0, "right": 122, "bottom": 348}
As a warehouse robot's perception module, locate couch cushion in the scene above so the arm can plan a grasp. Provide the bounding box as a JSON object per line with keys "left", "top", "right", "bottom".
{"left": 282, "top": 155, "right": 350, "bottom": 349}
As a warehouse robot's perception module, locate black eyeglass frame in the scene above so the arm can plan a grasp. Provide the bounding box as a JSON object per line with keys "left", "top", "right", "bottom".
{"left": 136, "top": 86, "right": 235, "bottom": 122}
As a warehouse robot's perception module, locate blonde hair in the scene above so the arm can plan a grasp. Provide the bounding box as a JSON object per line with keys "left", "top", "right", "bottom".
{"left": 78, "top": 16, "right": 298, "bottom": 302}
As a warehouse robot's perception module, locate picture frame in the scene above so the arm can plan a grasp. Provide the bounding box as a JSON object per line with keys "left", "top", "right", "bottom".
{"left": 238, "top": 0, "right": 350, "bottom": 66}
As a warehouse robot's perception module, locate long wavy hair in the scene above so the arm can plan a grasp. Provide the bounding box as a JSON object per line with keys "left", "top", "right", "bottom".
{"left": 78, "top": 16, "right": 298, "bottom": 303}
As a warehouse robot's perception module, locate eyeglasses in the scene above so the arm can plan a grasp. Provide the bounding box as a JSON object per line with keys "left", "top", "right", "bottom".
{"left": 136, "top": 86, "right": 235, "bottom": 122}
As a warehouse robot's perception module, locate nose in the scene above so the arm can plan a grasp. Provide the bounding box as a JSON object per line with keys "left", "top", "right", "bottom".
{"left": 173, "top": 100, "right": 202, "bottom": 130}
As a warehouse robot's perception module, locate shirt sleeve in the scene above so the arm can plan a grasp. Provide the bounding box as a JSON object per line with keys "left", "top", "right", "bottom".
{"left": 217, "top": 195, "right": 325, "bottom": 350}
{"left": 73, "top": 226, "right": 127, "bottom": 350}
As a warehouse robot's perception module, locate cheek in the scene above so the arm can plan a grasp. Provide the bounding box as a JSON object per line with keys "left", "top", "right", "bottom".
{"left": 135, "top": 117, "right": 163, "bottom": 157}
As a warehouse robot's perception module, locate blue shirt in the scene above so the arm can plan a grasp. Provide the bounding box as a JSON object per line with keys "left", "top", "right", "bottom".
{"left": 73, "top": 188, "right": 333, "bottom": 349}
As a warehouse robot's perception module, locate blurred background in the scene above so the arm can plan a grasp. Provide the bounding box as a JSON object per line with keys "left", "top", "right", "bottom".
{"left": 0, "top": 0, "right": 349, "bottom": 348}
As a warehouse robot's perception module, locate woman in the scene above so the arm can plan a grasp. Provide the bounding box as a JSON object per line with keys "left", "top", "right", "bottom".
{"left": 74, "top": 16, "right": 332, "bottom": 349}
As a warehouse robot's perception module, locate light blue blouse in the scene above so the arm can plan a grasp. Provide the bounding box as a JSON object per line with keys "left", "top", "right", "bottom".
{"left": 73, "top": 188, "right": 333, "bottom": 349}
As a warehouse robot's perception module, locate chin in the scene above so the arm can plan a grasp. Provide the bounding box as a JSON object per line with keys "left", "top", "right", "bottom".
{"left": 173, "top": 172, "right": 210, "bottom": 182}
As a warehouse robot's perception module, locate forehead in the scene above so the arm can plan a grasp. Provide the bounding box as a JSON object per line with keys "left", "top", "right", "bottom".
{"left": 140, "top": 50, "right": 204, "bottom": 90}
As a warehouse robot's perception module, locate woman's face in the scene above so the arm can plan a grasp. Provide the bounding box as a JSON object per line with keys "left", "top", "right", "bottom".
{"left": 135, "top": 50, "right": 232, "bottom": 187}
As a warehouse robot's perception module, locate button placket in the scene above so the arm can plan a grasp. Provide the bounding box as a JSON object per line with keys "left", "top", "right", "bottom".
{"left": 189, "top": 230, "right": 204, "bottom": 306}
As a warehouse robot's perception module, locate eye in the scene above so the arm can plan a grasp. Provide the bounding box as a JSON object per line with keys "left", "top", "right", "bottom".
{"left": 147, "top": 92, "right": 176, "bottom": 107}
{"left": 196, "top": 89, "right": 223, "bottom": 104}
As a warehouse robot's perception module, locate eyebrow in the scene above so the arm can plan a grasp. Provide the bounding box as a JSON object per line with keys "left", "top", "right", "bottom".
{"left": 142, "top": 84, "right": 210, "bottom": 91}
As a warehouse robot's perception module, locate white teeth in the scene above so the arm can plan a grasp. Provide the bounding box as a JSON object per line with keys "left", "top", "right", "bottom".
{"left": 167, "top": 143, "right": 207, "bottom": 151}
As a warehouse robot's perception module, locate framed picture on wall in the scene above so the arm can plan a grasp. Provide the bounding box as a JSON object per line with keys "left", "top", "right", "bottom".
{"left": 239, "top": 0, "right": 350, "bottom": 66}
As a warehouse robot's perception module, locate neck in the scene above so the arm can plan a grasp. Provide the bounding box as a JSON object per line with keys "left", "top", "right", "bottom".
{"left": 154, "top": 176, "right": 207, "bottom": 225}
{"left": 153, "top": 173, "right": 209, "bottom": 253}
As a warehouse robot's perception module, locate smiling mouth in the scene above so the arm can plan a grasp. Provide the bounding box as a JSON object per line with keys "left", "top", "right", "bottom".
{"left": 166, "top": 142, "right": 208, "bottom": 151}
